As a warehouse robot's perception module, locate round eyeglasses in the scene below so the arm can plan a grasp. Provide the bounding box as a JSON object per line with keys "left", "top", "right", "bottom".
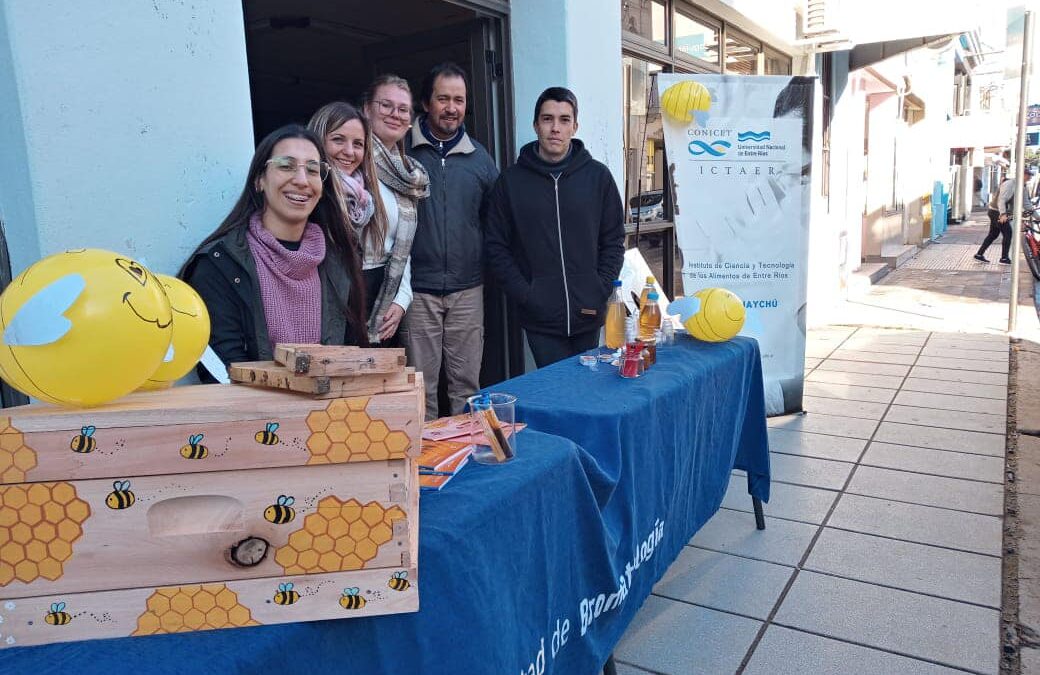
{"left": 265, "top": 156, "right": 330, "bottom": 181}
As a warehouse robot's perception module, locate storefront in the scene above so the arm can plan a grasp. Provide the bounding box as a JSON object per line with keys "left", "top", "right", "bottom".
{"left": 0, "top": 0, "right": 800, "bottom": 387}
{"left": 619, "top": 1, "right": 794, "bottom": 297}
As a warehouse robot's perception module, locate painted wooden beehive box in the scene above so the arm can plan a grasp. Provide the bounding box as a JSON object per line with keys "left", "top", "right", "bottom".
{"left": 0, "top": 367, "right": 423, "bottom": 648}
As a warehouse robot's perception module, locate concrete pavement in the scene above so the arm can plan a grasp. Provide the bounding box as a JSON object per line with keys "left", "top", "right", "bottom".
{"left": 615, "top": 213, "right": 1032, "bottom": 674}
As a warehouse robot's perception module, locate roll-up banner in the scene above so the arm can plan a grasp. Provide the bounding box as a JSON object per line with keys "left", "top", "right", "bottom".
{"left": 656, "top": 74, "right": 814, "bottom": 415}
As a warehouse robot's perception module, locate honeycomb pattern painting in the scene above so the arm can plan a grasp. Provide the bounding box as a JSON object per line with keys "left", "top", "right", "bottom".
{"left": 305, "top": 397, "right": 411, "bottom": 464}
{"left": 0, "top": 482, "right": 90, "bottom": 585}
{"left": 0, "top": 418, "right": 36, "bottom": 484}
{"left": 274, "top": 497, "right": 406, "bottom": 574}
{"left": 132, "top": 584, "right": 260, "bottom": 635}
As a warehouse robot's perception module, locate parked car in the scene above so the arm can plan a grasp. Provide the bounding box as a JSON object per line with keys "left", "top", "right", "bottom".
{"left": 628, "top": 191, "right": 665, "bottom": 247}
{"left": 629, "top": 190, "right": 665, "bottom": 223}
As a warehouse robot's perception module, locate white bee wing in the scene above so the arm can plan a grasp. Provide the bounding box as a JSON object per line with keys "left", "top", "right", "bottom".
{"left": 666, "top": 296, "right": 701, "bottom": 323}
{"left": 3, "top": 274, "right": 86, "bottom": 346}
{"left": 199, "top": 345, "right": 229, "bottom": 384}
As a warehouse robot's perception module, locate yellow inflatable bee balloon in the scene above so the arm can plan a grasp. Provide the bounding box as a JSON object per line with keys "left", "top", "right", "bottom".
{"left": 660, "top": 80, "right": 712, "bottom": 125}
{"left": 0, "top": 249, "right": 173, "bottom": 407}
{"left": 139, "top": 274, "right": 210, "bottom": 390}
{"left": 687, "top": 288, "right": 746, "bottom": 342}
{"left": 668, "top": 288, "right": 746, "bottom": 343}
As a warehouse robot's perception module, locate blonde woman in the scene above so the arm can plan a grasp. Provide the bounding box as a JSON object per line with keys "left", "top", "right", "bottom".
{"left": 357, "top": 75, "right": 430, "bottom": 345}
{"left": 308, "top": 102, "right": 395, "bottom": 335}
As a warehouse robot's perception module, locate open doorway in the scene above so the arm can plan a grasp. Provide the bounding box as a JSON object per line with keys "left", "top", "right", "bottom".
{"left": 242, "top": 0, "right": 507, "bottom": 161}
{"left": 241, "top": 0, "right": 519, "bottom": 391}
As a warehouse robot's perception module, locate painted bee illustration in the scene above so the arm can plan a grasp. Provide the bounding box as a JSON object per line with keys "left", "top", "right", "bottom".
{"left": 105, "top": 480, "right": 135, "bottom": 510}
{"left": 273, "top": 582, "right": 300, "bottom": 606}
{"left": 388, "top": 571, "right": 410, "bottom": 592}
{"left": 264, "top": 495, "right": 296, "bottom": 524}
{"left": 255, "top": 422, "right": 280, "bottom": 445}
{"left": 70, "top": 426, "right": 96, "bottom": 453}
{"left": 45, "top": 602, "right": 71, "bottom": 625}
{"left": 179, "top": 433, "right": 208, "bottom": 459}
{"left": 339, "top": 587, "right": 366, "bottom": 610}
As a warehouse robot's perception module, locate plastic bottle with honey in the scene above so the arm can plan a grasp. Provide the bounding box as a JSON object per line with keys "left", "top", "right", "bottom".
{"left": 605, "top": 280, "right": 626, "bottom": 349}
{"left": 639, "top": 291, "right": 662, "bottom": 341}
{"left": 638, "top": 276, "right": 656, "bottom": 311}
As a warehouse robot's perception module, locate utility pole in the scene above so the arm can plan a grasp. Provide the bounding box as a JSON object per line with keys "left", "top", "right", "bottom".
{"left": 1009, "top": 10, "right": 1034, "bottom": 336}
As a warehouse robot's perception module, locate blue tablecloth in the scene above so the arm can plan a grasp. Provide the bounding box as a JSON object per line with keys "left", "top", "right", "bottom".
{"left": 6, "top": 337, "right": 769, "bottom": 675}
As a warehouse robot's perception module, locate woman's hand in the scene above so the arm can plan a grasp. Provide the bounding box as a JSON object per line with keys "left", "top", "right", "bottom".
{"left": 378, "top": 303, "right": 405, "bottom": 342}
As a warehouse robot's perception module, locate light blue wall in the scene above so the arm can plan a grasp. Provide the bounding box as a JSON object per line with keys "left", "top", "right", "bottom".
{"left": 0, "top": 2, "right": 41, "bottom": 271}
{"left": 0, "top": 0, "right": 255, "bottom": 277}
{"left": 510, "top": 0, "right": 624, "bottom": 188}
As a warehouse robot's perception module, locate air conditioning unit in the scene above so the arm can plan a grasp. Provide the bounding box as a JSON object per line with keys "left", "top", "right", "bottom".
{"left": 798, "top": 0, "right": 853, "bottom": 52}
{"left": 803, "top": 0, "right": 842, "bottom": 38}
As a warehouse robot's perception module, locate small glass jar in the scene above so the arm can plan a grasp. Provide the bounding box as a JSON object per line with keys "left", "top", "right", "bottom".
{"left": 619, "top": 342, "right": 644, "bottom": 378}
{"left": 642, "top": 339, "right": 657, "bottom": 369}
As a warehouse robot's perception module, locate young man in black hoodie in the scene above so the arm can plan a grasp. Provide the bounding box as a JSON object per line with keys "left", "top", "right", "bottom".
{"left": 485, "top": 87, "right": 625, "bottom": 368}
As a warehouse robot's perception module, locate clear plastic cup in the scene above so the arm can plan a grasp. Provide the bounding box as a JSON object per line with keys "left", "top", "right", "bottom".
{"left": 466, "top": 393, "right": 517, "bottom": 464}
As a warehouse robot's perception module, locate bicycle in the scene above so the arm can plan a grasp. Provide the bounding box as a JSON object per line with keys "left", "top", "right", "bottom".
{"left": 1022, "top": 199, "right": 1040, "bottom": 281}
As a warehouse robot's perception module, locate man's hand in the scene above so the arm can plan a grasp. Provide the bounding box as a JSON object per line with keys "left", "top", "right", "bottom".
{"left": 1000, "top": 213, "right": 1010, "bottom": 224}
{"left": 379, "top": 303, "right": 405, "bottom": 342}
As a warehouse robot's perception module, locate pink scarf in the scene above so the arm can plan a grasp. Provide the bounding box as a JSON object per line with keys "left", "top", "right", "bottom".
{"left": 337, "top": 169, "right": 375, "bottom": 226}
{"left": 246, "top": 212, "right": 325, "bottom": 350}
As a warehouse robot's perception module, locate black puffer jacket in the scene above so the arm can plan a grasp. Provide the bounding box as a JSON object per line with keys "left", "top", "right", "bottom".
{"left": 484, "top": 139, "right": 625, "bottom": 337}
{"left": 181, "top": 224, "right": 357, "bottom": 378}
{"left": 407, "top": 124, "right": 499, "bottom": 295}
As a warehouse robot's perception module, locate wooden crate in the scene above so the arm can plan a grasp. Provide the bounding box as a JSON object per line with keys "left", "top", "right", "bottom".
{"left": 230, "top": 361, "right": 417, "bottom": 398}
{"left": 273, "top": 344, "right": 406, "bottom": 377}
{"left": 0, "top": 378, "right": 423, "bottom": 648}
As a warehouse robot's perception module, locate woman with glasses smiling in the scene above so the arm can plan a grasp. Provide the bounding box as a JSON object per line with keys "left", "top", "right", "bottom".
{"left": 180, "top": 124, "right": 368, "bottom": 375}
{"left": 359, "top": 74, "right": 430, "bottom": 345}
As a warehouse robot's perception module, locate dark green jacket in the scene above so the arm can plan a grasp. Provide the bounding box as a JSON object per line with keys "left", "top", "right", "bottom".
{"left": 182, "top": 224, "right": 355, "bottom": 376}
{"left": 406, "top": 122, "right": 499, "bottom": 295}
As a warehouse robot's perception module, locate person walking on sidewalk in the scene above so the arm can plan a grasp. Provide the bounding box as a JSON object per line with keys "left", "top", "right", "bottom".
{"left": 485, "top": 87, "right": 625, "bottom": 368}
{"left": 403, "top": 63, "right": 499, "bottom": 419}
{"left": 976, "top": 167, "right": 1035, "bottom": 264}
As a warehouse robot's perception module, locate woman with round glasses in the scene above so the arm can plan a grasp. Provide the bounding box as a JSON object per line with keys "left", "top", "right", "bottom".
{"left": 181, "top": 124, "right": 368, "bottom": 374}
{"left": 358, "top": 74, "right": 430, "bottom": 345}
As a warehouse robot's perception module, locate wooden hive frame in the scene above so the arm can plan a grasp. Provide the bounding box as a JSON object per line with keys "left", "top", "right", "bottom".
{"left": 0, "top": 351, "right": 424, "bottom": 649}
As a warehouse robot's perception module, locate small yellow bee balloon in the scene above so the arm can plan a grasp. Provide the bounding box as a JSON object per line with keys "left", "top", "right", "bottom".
{"left": 661, "top": 80, "right": 712, "bottom": 125}
{"left": 0, "top": 249, "right": 172, "bottom": 407}
{"left": 139, "top": 274, "right": 210, "bottom": 390}
{"left": 684, "top": 288, "right": 746, "bottom": 342}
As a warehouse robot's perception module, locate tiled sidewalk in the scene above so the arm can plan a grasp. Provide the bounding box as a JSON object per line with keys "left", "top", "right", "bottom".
{"left": 615, "top": 326, "right": 1009, "bottom": 675}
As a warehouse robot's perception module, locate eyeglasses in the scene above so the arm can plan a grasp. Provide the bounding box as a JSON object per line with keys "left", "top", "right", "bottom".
{"left": 265, "top": 156, "right": 330, "bottom": 181}
{"left": 373, "top": 99, "right": 413, "bottom": 119}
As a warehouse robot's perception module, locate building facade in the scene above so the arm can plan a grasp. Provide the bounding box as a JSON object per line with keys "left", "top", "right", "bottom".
{"left": 0, "top": 0, "right": 1001, "bottom": 376}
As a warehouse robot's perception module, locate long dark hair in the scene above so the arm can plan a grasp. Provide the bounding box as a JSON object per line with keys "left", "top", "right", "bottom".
{"left": 307, "top": 102, "right": 390, "bottom": 260}
{"left": 182, "top": 124, "right": 368, "bottom": 346}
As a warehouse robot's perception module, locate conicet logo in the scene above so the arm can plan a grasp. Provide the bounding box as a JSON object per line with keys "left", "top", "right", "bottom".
{"left": 688, "top": 140, "right": 730, "bottom": 157}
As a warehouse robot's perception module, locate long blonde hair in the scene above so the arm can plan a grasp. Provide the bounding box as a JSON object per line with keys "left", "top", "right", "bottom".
{"left": 308, "top": 101, "right": 389, "bottom": 259}
{"left": 362, "top": 74, "right": 414, "bottom": 156}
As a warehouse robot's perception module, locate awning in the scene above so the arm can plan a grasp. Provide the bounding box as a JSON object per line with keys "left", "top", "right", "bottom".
{"left": 840, "top": 0, "right": 984, "bottom": 46}
{"left": 801, "top": 0, "right": 985, "bottom": 61}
